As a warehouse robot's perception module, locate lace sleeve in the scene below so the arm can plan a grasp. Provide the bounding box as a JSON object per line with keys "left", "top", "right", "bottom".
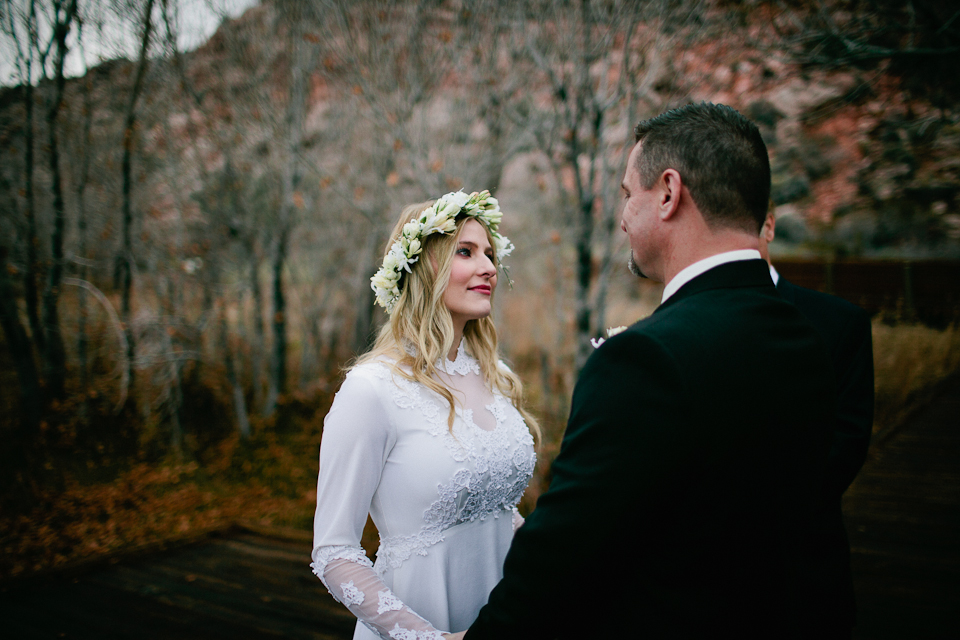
{"left": 312, "top": 547, "right": 445, "bottom": 639}
{"left": 311, "top": 369, "right": 447, "bottom": 640}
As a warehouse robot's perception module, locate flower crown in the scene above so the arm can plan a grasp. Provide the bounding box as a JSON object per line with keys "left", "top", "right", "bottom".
{"left": 371, "top": 190, "right": 514, "bottom": 314}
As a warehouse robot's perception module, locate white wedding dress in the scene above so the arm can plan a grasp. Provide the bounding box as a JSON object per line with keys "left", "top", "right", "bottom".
{"left": 311, "top": 343, "right": 536, "bottom": 640}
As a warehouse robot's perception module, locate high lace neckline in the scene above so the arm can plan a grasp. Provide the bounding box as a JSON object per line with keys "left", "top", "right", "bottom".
{"left": 438, "top": 340, "right": 480, "bottom": 376}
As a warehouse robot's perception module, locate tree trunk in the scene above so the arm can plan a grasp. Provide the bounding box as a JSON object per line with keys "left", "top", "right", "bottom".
{"left": 264, "top": 224, "right": 289, "bottom": 416}
{"left": 119, "top": 0, "right": 156, "bottom": 405}
{"left": 40, "top": 0, "right": 77, "bottom": 400}
{"left": 352, "top": 228, "right": 380, "bottom": 355}
{"left": 219, "top": 297, "right": 250, "bottom": 439}
{"left": 593, "top": 76, "right": 638, "bottom": 338}
{"left": 161, "top": 326, "right": 183, "bottom": 456}
{"left": 299, "top": 308, "right": 317, "bottom": 388}
{"left": 264, "top": 6, "right": 307, "bottom": 416}
{"left": 248, "top": 252, "right": 265, "bottom": 411}
{"left": 573, "top": 193, "right": 595, "bottom": 373}
{"left": 76, "top": 74, "right": 95, "bottom": 399}
{"left": 300, "top": 282, "right": 334, "bottom": 387}
{"left": 351, "top": 156, "right": 392, "bottom": 356}
{"left": 572, "top": 110, "right": 602, "bottom": 373}
{"left": 0, "top": 247, "right": 42, "bottom": 437}
{"left": 22, "top": 64, "right": 43, "bottom": 357}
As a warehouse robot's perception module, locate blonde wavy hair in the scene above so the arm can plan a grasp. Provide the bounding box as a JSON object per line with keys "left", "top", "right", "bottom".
{"left": 354, "top": 200, "right": 540, "bottom": 443}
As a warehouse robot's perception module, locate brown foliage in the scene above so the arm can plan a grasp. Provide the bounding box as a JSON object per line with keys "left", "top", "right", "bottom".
{"left": 872, "top": 320, "right": 960, "bottom": 436}
{"left": 0, "top": 461, "right": 306, "bottom": 580}
{"left": 0, "top": 382, "right": 338, "bottom": 582}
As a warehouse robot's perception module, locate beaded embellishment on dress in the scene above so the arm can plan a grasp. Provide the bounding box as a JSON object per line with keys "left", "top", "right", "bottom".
{"left": 364, "top": 353, "right": 535, "bottom": 574}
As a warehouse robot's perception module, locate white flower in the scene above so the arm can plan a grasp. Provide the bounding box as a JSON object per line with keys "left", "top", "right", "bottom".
{"left": 370, "top": 189, "right": 513, "bottom": 314}
{"left": 495, "top": 235, "right": 514, "bottom": 258}
{"left": 436, "top": 200, "right": 461, "bottom": 219}
{"left": 591, "top": 326, "right": 629, "bottom": 349}
{"left": 484, "top": 198, "right": 499, "bottom": 211}
{"left": 370, "top": 273, "right": 387, "bottom": 288}
{"left": 383, "top": 252, "right": 400, "bottom": 271}
{"left": 447, "top": 190, "right": 470, "bottom": 208}
{"left": 438, "top": 217, "right": 458, "bottom": 234}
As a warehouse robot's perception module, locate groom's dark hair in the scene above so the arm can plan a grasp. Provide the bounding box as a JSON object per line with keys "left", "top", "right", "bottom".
{"left": 634, "top": 102, "right": 770, "bottom": 234}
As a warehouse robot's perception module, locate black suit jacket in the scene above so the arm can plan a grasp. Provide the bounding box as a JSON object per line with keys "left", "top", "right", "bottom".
{"left": 776, "top": 276, "right": 874, "bottom": 631}
{"left": 465, "top": 260, "right": 837, "bottom": 640}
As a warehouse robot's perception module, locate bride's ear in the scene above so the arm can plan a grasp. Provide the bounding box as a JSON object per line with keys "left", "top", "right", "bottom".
{"left": 659, "top": 169, "right": 682, "bottom": 221}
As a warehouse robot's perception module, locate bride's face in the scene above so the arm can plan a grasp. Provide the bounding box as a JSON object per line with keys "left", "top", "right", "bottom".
{"left": 443, "top": 219, "right": 497, "bottom": 328}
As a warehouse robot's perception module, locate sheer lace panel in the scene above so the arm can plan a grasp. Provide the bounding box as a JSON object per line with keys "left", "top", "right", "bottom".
{"left": 435, "top": 344, "right": 497, "bottom": 432}
{"left": 318, "top": 555, "right": 447, "bottom": 639}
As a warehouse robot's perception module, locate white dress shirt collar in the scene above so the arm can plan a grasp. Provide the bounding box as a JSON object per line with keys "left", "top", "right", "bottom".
{"left": 660, "top": 249, "right": 762, "bottom": 304}
{"left": 768, "top": 263, "right": 780, "bottom": 286}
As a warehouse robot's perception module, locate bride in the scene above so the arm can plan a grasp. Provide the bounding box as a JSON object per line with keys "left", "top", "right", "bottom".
{"left": 311, "top": 190, "right": 540, "bottom": 640}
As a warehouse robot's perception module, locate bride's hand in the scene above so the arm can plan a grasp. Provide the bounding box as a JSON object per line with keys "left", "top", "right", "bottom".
{"left": 442, "top": 633, "right": 466, "bottom": 639}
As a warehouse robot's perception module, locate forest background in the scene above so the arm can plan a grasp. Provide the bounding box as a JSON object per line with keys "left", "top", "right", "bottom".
{"left": 2, "top": 0, "right": 960, "bottom": 580}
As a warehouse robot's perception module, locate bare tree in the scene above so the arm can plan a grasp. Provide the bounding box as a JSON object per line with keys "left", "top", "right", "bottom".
{"left": 71, "top": 60, "right": 95, "bottom": 399}
{"left": 496, "top": 0, "right": 642, "bottom": 371}
{"left": 37, "top": 0, "right": 78, "bottom": 400}
{"left": 0, "top": 230, "right": 41, "bottom": 438}
{"left": 492, "top": 0, "right": 710, "bottom": 372}
{"left": 156, "top": 0, "right": 263, "bottom": 433}
{"left": 770, "top": 0, "right": 960, "bottom": 109}
{"left": 254, "top": 0, "right": 313, "bottom": 416}
{"left": 1, "top": 0, "right": 45, "bottom": 361}
{"left": 306, "top": 0, "right": 511, "bottom": 353}
{"left": 117, "top": 0, "right": 157, "bottom": 407}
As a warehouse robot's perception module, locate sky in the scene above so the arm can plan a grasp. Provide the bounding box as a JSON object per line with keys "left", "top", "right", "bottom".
{"left": 1, "top": 0, "right": 260, "bottom": 86}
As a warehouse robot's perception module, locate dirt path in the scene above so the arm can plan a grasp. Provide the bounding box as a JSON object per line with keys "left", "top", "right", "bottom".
{"left": 0, "top": 524, "right": 355, "bottom": 640}
{"left": 845, "top": 370, "right": 960, "bottom": 640}
{"left": 2, "top": 372, "right": 958, "bottom": 639}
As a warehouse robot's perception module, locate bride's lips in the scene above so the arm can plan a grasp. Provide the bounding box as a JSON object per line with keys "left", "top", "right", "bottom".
{"left": 469, "top": 284, "right": 492, "bottom": 295}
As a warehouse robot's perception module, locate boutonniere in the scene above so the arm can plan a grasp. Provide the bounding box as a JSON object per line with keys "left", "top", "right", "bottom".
{"left": 590, "top": 325, "right": 628, "bottom": 349}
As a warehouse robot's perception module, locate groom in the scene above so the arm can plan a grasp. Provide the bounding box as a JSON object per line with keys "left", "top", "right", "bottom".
{"left": 459, "top": 103, "right": 837, "bottom": 639}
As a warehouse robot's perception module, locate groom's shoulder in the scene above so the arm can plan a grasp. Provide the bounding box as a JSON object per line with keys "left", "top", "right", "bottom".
{"left": 623, "top": 283, "right": 814, "bottom": 361}
{"left": 781, "top": 278, "right": 870, "bottom": 327}
{"left": 582, "top": 317, "right": 693, "bottom": 388}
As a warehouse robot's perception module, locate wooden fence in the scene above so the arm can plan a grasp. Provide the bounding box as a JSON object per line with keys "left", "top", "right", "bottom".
{"left": 775, "top": 259, "right": 960, "bottom": 326}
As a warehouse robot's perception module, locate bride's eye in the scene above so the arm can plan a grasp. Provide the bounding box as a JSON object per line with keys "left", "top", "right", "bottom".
{"left": 456, "top": 247, "right": 471, "bottom": 257}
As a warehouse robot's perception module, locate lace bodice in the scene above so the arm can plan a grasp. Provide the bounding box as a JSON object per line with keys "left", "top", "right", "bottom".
{"left": 311, "top": 345, "right": 535, "bottom": 639}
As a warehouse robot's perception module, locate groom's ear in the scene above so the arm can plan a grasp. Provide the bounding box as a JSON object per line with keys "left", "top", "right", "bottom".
{"left": 658, "top": 169, "right": 683, "bottom": 221}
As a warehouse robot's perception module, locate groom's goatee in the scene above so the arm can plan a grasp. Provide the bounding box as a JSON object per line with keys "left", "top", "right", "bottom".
{"left": 628, "top": 253, "right": 648, "bottom": 279}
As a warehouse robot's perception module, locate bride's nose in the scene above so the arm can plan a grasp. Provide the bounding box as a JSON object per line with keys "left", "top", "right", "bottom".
{"left": 478, "top": 254, "right": 496, "bottom": 277}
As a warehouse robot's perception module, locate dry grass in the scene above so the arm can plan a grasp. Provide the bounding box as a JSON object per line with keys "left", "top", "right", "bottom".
{"left": 872, "top": 321, "right": 960, "bottom": 435}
